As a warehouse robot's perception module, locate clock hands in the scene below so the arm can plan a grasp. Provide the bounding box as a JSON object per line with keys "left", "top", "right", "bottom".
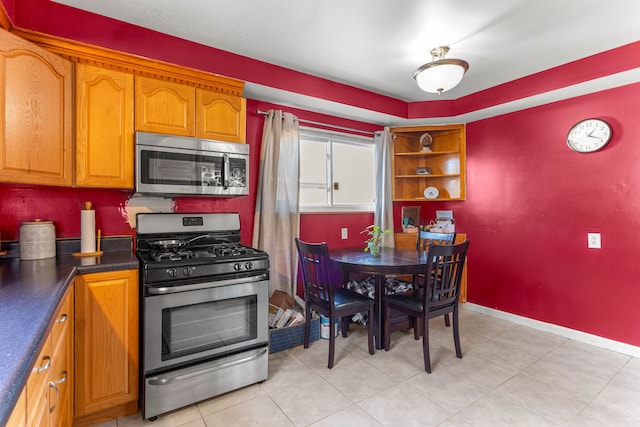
{"left": 587, "top": 129, "right": 602, "bottom": 141}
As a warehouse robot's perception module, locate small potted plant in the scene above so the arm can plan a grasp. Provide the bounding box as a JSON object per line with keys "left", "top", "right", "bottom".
{"left": 360, "top": 224, "right": 391, "bottom": 256}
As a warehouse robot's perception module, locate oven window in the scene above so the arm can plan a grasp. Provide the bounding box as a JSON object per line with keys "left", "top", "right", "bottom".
{"left": 161, "top": 295, "right": 257, "bottom": 360}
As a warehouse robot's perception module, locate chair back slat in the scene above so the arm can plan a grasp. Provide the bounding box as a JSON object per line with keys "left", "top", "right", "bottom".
{"left": 295, "top": 238, "right": 334, "bottom": 305}
{"left": 416, "top": 226, "right": 456, "bottom": 251}
{"left": 423, "top": 241, "right": 469, "bottom": 310}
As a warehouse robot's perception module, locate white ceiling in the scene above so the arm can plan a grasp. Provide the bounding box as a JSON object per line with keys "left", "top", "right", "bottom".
{"left": 52, "top": 0, "right": 640, "bottom": 123}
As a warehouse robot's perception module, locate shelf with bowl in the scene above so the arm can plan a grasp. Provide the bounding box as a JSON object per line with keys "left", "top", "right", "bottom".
{"left": 391, "top": 124, "right": 466, "bottom": 202}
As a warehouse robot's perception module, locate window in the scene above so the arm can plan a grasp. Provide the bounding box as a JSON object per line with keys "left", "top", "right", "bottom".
{"left": 299, "top": 128, "right": 375, "bottom": 211}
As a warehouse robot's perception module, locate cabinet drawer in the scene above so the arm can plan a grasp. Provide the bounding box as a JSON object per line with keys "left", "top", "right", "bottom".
{"left": 6, "top": 388, "right": 26, "bottom": 427}
{"left": 51, "top": 288, "right": 72, "bottom": 345}
{"left": 27, "top": 335, "right": 51, "bottom": 426}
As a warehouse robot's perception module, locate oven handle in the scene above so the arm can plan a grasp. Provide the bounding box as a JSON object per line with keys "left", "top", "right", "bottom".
{"left": 147, "top": 273, "right": 268, "bottom": 295}
{"left": 147, "top": 348, "right": 267, "bottom": 386}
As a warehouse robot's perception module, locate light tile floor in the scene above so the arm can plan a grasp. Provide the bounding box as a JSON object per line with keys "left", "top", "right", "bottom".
{"left": 99, "top": 306, "right": 640, "bottom": 426}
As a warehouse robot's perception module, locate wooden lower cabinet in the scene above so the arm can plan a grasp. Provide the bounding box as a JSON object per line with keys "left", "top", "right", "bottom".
{"left": 7, "top": 285, "right": 73, "bottom": 427}
{"left": 394, "top": 232, "right": 468, "bottom": 302}
{"left": 27, "top": 334, "right": 51, "bottom": 427}
{"left": 51, "top": 286, "right": 74, "bottom": 427}
{"left": 73, "top": 269, "right": 138, "bottom": 426}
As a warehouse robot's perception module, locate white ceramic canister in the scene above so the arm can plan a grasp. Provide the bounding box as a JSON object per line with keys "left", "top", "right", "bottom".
{"left": 19, "top": 220, "right": 56, "bottom": 260}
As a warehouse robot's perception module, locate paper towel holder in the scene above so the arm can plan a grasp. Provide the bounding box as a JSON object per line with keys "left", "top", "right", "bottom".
{"left": 73, "top": 201, "right": 103, "bottom": 257}
{"left": 73, "top": 229, "right": 103, "bottom": 257}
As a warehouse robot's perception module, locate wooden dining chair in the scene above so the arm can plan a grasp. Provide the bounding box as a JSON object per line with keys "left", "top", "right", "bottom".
{"left": 295, "top": 238, "right": 375, "bottom": 368}
{"left": 415, "top": 226, "right": 456, "bottom": 251}
{"left": 415, "top": 226, "right": 457, "bottom": 326}
{"left": 383, "top": 240, "right": 469, "bottom": 373}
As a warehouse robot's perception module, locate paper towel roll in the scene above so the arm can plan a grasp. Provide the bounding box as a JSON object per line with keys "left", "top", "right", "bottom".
{"left": 81, "top": 209, "right": 96, "bottom": 253}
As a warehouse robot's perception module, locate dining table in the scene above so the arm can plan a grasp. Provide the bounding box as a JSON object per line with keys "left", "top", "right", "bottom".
{"left": 330, "top": 247, "right": 428, "bottom": 349}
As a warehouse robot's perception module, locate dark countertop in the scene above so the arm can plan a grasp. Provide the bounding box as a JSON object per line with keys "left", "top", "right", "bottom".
{"left": 0, "top": 238, "right": 139, "bottom": 425}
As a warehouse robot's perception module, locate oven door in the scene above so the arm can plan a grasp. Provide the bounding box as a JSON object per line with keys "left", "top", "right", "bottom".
{"left": 143, "top": 275, "right": 268, "bottom": 373}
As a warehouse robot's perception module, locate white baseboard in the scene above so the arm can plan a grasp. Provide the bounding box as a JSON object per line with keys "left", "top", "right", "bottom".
{"left": 464, "top": 303, "right": 640, "bottom": 359}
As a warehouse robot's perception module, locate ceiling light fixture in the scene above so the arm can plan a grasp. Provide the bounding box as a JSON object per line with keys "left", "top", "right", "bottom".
{"left": 413, "top": 46, "right": 469, "bottom": 94}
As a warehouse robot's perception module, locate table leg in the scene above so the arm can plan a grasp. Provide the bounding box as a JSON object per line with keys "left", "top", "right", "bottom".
{"left": 341, "top": 268, "right": 384, "bottom": 349}
{"left": 374, "top": 274, "right": 384, "bottom": 350}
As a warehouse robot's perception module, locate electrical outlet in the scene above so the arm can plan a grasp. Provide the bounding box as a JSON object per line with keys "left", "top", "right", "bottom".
{"left": 341, "top": 228, "right": 348, "bottom": 239}
{"left": 587, "top": 233, "right": 601, "bottom": 249}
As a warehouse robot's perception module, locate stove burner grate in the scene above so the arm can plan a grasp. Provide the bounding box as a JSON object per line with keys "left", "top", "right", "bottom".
{"left": 208, "top": 244, "right": 256, "bottom": 257}
{"left": 152, "top": 249, "right": 195, "bottom": 262}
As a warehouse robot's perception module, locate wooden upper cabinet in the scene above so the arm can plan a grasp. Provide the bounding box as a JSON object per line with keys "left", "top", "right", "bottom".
{"left": 0, "top": 28, "right": 72, "bottom": 186}
{"left": 75, "top": 64, "right": 134, "bottom": 188}
{"left": 135, "top": 76, "right": 196, "bottom": 137}
{"left": 134, "top": 76, "right": 247, "bottom": 142}
{"left": 196, "top": 89, "right": 246, "bottom": 143}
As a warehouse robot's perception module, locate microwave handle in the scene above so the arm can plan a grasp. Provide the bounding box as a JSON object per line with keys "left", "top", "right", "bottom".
{"left": 223, "top": 153, "right": 229, "bottom": 189}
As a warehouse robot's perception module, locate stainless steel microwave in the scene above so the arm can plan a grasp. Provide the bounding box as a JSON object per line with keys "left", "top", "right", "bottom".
{"left": 135, "top": 132, "right": 249, "bottom": 197}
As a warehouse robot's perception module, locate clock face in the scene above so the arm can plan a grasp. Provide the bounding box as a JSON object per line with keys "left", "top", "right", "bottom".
{"left": 567, "top": 119, "right": 612, "bottom": 153}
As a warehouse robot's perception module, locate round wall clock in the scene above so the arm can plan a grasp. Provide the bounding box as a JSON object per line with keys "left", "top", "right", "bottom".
{"left": 566, "top": 118, "right": 612, "bottom": 153}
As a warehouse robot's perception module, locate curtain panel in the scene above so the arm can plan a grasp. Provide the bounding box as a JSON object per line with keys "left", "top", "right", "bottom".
{"left": 253, "top": 110, "right": 301, "bottom": 296}
{"left": 374, "top": 127, "right": 394, "bottom": 247}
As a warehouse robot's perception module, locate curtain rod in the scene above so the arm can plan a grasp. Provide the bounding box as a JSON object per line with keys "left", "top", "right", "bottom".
{"left": 256, "top": 109, "right": 375, "bottom": 136}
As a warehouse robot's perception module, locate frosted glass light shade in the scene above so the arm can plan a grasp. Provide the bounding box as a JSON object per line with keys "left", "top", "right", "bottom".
{"left": 413, "top": 59, "right": 469, "bottom": 94}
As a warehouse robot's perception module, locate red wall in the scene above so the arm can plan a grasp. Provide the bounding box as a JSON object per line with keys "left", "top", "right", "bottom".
{"left": 461, "top": 84, "right": 640, "bottom": 345}
{"left": 3, "top": 0, "right": 640, "bottom": 348}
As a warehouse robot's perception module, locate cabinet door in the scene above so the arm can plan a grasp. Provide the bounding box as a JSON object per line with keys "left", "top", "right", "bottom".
{"left": 196, "top": 89, "right": 246, "bottom": 143}
{"left": 75, "top": 64, "right": 134, "bottom": 188}
{"left": 0, "top": 28, "right": 73, "bottom": 186}
{"left": 135, "top": 76, "right": 195, "bottom": 136}
{"left": 51, "top": 286, "right": 74, "bottom": 427}
{"left": 74, "top": 270, "right": 138, "bottom": 419}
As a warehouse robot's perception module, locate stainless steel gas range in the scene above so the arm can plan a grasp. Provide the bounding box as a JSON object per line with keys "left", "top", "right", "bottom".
{"left": 136, "top": 212, "right": 269, "bottom": 420}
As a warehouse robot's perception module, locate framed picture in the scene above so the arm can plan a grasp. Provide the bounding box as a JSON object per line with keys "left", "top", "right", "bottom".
{"left": 401, "top": 206, "right": 420, "bottom": 233}
{"left": 416, "top": 167, "right": 431, "bottom": 175}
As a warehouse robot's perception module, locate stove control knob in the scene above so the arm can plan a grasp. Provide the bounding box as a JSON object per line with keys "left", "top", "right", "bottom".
{"left": 167, "top": 268, "right": 178, "bottom": 278}
{"left": 245, "top": 262, "right": 252, "bottom": 270}
{"left": 234, "top": 263, "right": 242, "bottom": 271}
{"left": 183, "top": 267, "right": 193, "bottom": 276}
